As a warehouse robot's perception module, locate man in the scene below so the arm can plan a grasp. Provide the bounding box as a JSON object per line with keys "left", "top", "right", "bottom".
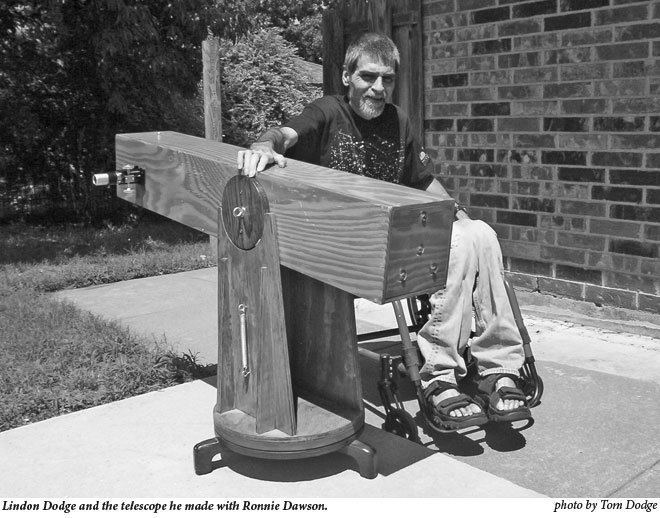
{"left": 237, "top": 33, "right": 531, "bottom": 431}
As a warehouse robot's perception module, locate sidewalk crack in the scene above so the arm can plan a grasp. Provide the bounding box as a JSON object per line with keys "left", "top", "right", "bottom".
{"left": 605, "top": 459, "right": 659, "bottom": 497}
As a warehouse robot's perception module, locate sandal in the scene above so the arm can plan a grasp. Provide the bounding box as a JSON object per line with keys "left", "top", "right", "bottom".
{"left": 423, "top": 380, "right": 488, "bottom": 431}
{"left": 476, "top": 373, "right": 531, "bottom": 423}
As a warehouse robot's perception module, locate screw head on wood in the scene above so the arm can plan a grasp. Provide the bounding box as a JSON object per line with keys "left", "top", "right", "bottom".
{"left": 221, "top": 175, "right": 268, "bottom": 251}
{"left": 420, "top": 211, "right": 427, "bottom": 226}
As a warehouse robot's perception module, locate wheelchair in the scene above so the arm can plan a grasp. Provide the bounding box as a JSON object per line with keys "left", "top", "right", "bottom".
{"left": 356, "top": 277, "right": 544, "bottom": 443}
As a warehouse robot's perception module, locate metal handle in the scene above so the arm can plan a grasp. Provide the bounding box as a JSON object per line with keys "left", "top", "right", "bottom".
{"left": 238, "top": 304, "right": 250, "bottom": 378}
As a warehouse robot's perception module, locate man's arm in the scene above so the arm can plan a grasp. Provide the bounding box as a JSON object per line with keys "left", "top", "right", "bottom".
{"left": 425, "top": 178, "right": 469, "bottom": 220}
{"left": 237, "top": 126, "right": 299, "bottom": 177}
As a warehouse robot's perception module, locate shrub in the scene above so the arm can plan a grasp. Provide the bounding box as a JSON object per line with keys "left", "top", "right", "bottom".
{"left": 0, "top": 1, "right": 208, "bottom": 223}
{"left": 219, "top": 28, "right": 322, "bottom": 147}
{"left": 283, "top": 13, "right": 323, "bottom": 64}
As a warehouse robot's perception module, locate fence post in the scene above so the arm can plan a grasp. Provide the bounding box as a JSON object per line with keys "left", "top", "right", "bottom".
{"left": 202, "top": 35, "right": 222, "bottom": 258}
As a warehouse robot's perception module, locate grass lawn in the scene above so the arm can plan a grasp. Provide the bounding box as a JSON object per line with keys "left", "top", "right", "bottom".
{"left": 0, "top": 215, "right": 218, "bottom": 432}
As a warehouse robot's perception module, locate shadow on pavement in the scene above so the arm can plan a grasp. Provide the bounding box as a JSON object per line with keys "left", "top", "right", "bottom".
{"left": 196, "top": 374, "right": 436, "bottom": 481}
{"left": 195, "top": 424, "right": 435, "bottom": 481}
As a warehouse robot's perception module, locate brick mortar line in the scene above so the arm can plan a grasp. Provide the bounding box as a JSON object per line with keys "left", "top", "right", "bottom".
{"left": 426, "top": 2, "right": 653, "bottom": 16}
{"left": 511, "top": 272, "right": 660, "bottom": 314}
{"left": 427, "top": 44, "right": 657, "bottom": 55}
{"left": 509, "top": 261, "right": 656, "bottom": 279}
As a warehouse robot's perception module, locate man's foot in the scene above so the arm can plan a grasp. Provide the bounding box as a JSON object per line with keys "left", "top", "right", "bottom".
{"left": 476, "top": 374, "right": 531, "bottom": 423}
{"left": 432, "top": 388, "right": 482, "bottom": 418}
{"left": 423, "top": 380, "right": 488, "bottom": 431}
{"left": 494, "top": 376, "right": 525, "bottom": 412}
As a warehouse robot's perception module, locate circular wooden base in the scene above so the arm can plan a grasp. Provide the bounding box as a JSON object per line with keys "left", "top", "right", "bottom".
{"left": 194, "top": 431, "right": 378, "bottom": 478}
{"left": 214, "top": 398, "right": 364, "bottom": 456}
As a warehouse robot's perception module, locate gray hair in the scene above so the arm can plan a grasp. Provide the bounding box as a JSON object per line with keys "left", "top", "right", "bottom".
{"left": 343, "top": 32, "right": 400, "bottom": 75}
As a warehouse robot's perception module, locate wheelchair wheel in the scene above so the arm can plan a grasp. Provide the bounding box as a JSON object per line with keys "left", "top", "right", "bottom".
{"left": 383, "top": 408, "right": 420, "bottom": 443}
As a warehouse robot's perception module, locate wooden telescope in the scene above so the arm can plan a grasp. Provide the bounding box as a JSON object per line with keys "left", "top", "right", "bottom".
{"left": 106, "top": 131, "right": 454, "bottom": 478}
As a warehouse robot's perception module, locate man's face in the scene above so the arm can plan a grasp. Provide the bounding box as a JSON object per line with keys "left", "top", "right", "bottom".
{"left": 342, "top": 55, "right": 396, "bottom": 120}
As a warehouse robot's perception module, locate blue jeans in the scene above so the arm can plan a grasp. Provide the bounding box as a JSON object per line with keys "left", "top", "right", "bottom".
{"left": 417, "top": 219, "right": 524, "bottom": 386}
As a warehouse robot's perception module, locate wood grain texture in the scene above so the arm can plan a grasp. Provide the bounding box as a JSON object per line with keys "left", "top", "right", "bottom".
{"left": 281, "top": 267, "right": 363, "bottom": 419}
{"left": 217, "top": 211, "right": 296, "bottom": 435}
{"left": 214, "top": 402, "right": 362, "bottom": 453}
{"left": 385, "top": 203, "right": 452, "bottom": 301}
{"left": 392, "top": 0, "right": 424, "bottom": 142}
{"left": 344, "top": 0, "right": 391, "bottom": 39}
{"left": 255, "top": 215, "right": 296, "bottom": 435}
{"left": 116, "top": 131, "right": 453, "bottom": 303}
{"left": 221, "top": 175, "right": 269, "bottom": 250}
{"left": 202, "top": 37, "right": 222, "bottom": 143}
{"left": 203, "top": 36, "right": 222, "bottom": 260}
{"left": 216, "top": 210, "right": 364, "bottom": 448}
{"left": 322, "top": 9, "right": 345, "bottom": 96}
{"left": 217, "top": 256, "right": 235, "bottom": 413}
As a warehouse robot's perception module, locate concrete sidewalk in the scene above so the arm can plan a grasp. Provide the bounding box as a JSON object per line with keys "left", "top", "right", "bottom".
{"left": 2, "top": 268, "right": 658, "bottom": 498}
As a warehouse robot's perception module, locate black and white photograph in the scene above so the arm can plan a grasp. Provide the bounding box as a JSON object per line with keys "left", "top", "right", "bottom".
{"left": 0, "top": 0, "right": 658, "bottom": 515}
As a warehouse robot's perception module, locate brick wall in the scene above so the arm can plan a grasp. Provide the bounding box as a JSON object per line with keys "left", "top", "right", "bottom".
{"left": 422, "top": 0, "right": 659, "bottom": 313}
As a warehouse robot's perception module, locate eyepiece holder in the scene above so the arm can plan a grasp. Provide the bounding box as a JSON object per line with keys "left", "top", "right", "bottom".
{"left": 92, "top": 165, "right": 145, "bottom": 187}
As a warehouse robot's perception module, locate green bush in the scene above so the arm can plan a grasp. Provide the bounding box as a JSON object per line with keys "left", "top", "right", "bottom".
{"left": 219, "top": 28, "right": 322, "bottom": 147}
{"left": 1, "top": 2, "right": 324, "bottom": 223}
{"left": 0, "top": 1, "right": 208, "bottom": 223}
{"left": 283, "top": 13, "right": 323, "bottom": 64}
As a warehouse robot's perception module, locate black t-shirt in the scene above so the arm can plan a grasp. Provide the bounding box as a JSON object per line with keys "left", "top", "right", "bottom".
{"left": 285, "top": 95, "right": 433, "bottom": 190}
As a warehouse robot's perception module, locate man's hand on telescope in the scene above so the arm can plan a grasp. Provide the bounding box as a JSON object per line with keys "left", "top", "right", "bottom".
{"left": 237, "top": 142, "right": 287, "bottom": 177}
{"left": 237, "top": 126, "right": 298, "bottom": 177}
